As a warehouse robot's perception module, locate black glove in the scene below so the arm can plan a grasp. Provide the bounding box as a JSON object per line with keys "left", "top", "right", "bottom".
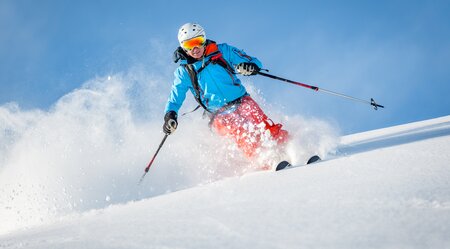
{"left": 163, "top": 111, "right": 178, "bottom": 135}
{"left": 236, "top": 62, "right": 260, "bottom": 76}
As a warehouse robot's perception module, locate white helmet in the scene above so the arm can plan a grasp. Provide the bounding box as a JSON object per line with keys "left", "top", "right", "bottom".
{"left": 177, "top": 23, "right": 206, "bottom": 46}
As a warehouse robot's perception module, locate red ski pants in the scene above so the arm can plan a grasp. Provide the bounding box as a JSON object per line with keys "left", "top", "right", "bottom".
{"left": 211, "top": 96, "right": 289, "bottom": 158}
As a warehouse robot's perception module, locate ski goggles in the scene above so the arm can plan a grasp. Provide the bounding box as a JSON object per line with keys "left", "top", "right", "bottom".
{"left": 181, "top": 36, "right": 206, "bottom": 51}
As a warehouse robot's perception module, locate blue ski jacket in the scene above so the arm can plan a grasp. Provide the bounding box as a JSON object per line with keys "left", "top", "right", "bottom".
{"left": 164, "top": 41, "right": 263, "bottom": 114}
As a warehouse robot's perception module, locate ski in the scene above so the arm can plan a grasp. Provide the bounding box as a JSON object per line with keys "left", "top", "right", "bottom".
{"left": 306, "top": 155, "right": 321, "bottom": 164}
{"left": 275, "top": 160, "right": 292, "bottom": 171}
{"left": 275, "top": 155, "right": 322, "bottom": 171}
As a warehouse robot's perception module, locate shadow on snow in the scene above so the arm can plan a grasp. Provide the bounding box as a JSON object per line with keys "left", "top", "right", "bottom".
{"left": 338, "top": 121, "right": 450, "bottom": 156}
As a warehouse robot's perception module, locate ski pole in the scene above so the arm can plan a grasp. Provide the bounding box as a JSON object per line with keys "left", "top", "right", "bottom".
{"left": 257, "top": 71, "right": 384, "bottom": 110}
{"left": 138, "top": 134, "right": 169, "bottom": 185}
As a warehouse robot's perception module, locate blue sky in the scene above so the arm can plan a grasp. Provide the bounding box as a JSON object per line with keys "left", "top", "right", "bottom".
{"left": 1, "top": 0, "right": 449, "bottom": 134}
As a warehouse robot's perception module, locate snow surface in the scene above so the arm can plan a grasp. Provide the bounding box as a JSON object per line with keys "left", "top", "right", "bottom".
{"left": 1, "top": 114, "right": 449, "bottom": 248}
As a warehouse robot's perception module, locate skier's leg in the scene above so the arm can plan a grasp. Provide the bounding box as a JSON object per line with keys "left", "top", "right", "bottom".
{"left": 237, "top": 96, "right": 289, "bottom": 146}
{"left": 211, "top": 96, "right": 290, "bottom": 161}
{"left": 211, "top": 110, "right": 258, "bottom": 158}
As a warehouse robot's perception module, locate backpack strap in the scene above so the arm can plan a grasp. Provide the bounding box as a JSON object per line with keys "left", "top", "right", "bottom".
{"left": 209, "top": 52, "right": 237, "bottom": 85}
{"left": 183, "top": 64, "right": 211, "bottom": 112}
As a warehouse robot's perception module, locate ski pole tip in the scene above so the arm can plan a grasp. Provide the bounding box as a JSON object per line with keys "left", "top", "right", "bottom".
{"left": 371, "top": 98, "right": 384, "bottom": 110}
{"left": 138, "top": 170, "right": 150, "bottom": 185}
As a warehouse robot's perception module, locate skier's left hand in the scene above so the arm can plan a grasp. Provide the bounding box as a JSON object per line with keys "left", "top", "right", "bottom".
{"left": 236, "top": 62, "right": 260, "bottom": 76}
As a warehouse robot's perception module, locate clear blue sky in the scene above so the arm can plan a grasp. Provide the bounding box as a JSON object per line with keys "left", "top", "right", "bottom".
{"left": 1, "top": 0, "right": 449, "bottom": 134}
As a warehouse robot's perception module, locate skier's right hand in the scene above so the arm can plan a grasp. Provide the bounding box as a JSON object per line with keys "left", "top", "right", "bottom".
{"left": 163, "top": 111, "right": 178, "bottom": 135}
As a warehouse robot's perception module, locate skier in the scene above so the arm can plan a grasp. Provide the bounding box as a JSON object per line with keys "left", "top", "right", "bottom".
{"left": 163, "top": 23, "right": 289, "bottom": 168}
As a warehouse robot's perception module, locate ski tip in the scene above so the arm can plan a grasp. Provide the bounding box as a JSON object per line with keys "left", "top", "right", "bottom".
{"left": 306, "top": 155, "right": 321, "bottom": 165}
{"left": 275, "top": 161, "right": 292, "bottom": 171}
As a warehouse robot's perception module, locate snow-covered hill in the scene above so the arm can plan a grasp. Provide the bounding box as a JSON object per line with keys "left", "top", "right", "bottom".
{"left": 1, "top": 115, "right": 449, "bottom": 249}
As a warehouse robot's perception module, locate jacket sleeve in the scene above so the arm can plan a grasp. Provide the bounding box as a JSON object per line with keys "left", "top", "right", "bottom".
{"left": 220, "top": 43, "right": 263, "bottom": 70}
{"left": 164, "top": 66, "right": 190, "bottom": 114}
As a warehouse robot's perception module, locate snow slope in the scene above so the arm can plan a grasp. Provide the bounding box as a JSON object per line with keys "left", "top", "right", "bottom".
{"left": 1, "top": 115, "right": 449, "bottom": 249}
